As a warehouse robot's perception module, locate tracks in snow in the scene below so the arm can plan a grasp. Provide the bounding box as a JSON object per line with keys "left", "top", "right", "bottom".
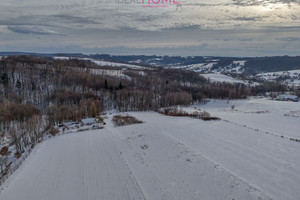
{"left": 0, "top": 130, "right": 146, "bottom": 200}
{"left": 222, "top": 119, "right": 300, "bottom": 143}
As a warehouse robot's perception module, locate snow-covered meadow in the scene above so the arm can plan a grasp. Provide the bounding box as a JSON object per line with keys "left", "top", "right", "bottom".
{"left": 255, "top": 69, "right": 300, "bottom": 86}
{"left": 0, "top": 98, "right": 299, "bottom": 200}
{"left": 201, "top": 73, "right": 247, "bottom": 84}
{"left": 54, "top": 56, "right": 148, "bottom": 70}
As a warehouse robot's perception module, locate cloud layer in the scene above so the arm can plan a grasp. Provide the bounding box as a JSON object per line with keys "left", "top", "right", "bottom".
{"left": 0, "top": 0, "right": 299, "bottom": 56}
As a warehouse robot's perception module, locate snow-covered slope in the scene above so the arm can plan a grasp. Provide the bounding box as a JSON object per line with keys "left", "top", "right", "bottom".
{"left": 197, "top": 98, "right": 300, "bottom": 140}
{"left": 54, "top": 56, "right": 148, "bottom": 70}
{"left": 89, "top": 59, "right": 148, "bottom": 70}
{"left": 1, "top": 119, "right": 273, "bottom": 199}
{"left": 1, "top": 98, "right": 299, "bottom": 200}
{"left": 130, "top": 108, "right": 300, "bottom": 200}
{"left": 171, "top": 61, "right": 250, "bottom": 85}
{"left": 0, "top": 130, "right": 146, "bottom": 200}
{"left": 174, "top": 60, "right": 246, "bottom": 74}
{"left": 256, "top": 69, "right": 300, "bottom": 86}
{"left": 172, "top": 62, "right": 217, "bottom": 73}
{"left": 201, "top": 73, "right": 247, "bottom": 84}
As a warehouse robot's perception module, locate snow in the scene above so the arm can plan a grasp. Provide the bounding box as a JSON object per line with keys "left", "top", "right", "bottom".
{"left": 256, "top": 69, "right": 300, "bottom": 86}
{"left": 202, "top": 73, "right": 247, "bottom": 84}
{"left": 196, "top": 98, "right": 300, "bottom": 139}
{"left": 0, "top": 131, "right": 145, "bottom": 200}
{"left": 110, "top": 119, "right": 270, "bottom": 200}
{"left": 0, "top": 125, "right": 270, "bottom": 200}
{"left": 1, "top": 98, "right": 299, "bottom": 200}
{"left": 53, "top": 56, "right": 70, "bottom": 60}
{"left": 233, "top": 60, "right": 246, "bottom": 66}
{"left": 53, "top": 56, "right": 148, "bottom": 70}
{"left": 90, "top": 59, "right": 148, "bottom": 70}
{"left": 128, "top": 59, "right": 142, "bottom": 64}
{"left": 174, "top": 62, "right": 216, "bottom": 73}
{"left": 257, "top": 69, "right": 300, "bottom": 77}
{"left": 81, "top": 118, "right": 97, "bottom": 125}
{"left": 276, "top": 94, "right": 298, "bottom": 100}
{"left": 213, "top": 60, "right": 246, "bottom": 74}
{"left": 175, "top": 60, "right": 246, "bottom": 74}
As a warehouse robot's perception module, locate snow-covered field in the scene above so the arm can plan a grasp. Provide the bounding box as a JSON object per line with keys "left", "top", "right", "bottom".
{"left": 90, "top": 59, "right": 148, "bottom": 70}
{"left": 197, "top": 98, "right": 300, "bottom": 139}
{"left": 174, "top": 60, "right": 245, "bottom": 74}
{"left": 54, "top": 56, "right": 148, "bottom": 70}
{"left": 173, "top": 62, "right": 217, "bottom": 73}
{"left": 256, "top": 69, "right": 300, "bottom": 86}
{"left": 202, "top": 73, "right": 247, "bottom": 84}
{"left": 257, "top": 69, "right": 300, "bottom": 78}
{"left": 1, "top": 98, "right": 299, "bottom": 200}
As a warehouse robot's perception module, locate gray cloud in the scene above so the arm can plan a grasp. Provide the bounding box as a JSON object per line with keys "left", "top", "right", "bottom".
{"left": 233, "top": 0, "right": 300, "bottom": 6}
{"left": 7, "top": 26, "right": 62, "bottom": 35}
{"left": 0, "top": 0, "right": 300, "bottom": 56}
{"left": 0, "top": 15, "right": 98, "bottom": 27}
{"left": 277, "top": 37, "right": 300, "bottom": 41}
{"left": 232, "top": 17, "right": 262, "bottom": 21}
{"left": 263, "top": 25, "right": 300, "bottom": 29}
{"left": 161, "top": 25, "right": 202, "bottom": 31}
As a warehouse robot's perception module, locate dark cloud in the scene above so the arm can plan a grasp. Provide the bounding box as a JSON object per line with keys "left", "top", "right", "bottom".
{"left": 136, "top": 15, "right": 162, "bottom": 22}
{"left": 7, "top": 26, "right": 62, "bottom": 35}
{"left": 51, "top": 14, "right": 100, "bottom": 24}
{"left": 277, "top": 37, "right": 300, "bottom": 41}
{"left": 0, "top": 15, "right": 98, "bottom": 27}
{"left": 161, "top": 25, "right": 202, "bottom": 31}
{"left": 263, "top": 25, "right": 300, "bottom": 29}
{"left": 233, "top": 0, "right": 300, "bottom": 6}
{"left": 238, "top": 38, "right": 254, "bottom": 41}
{"left": 219, "top": 37, "right": 254, "bottom": 42}
{"left": 232, "top": 17, "right": 262, "bottom": 21}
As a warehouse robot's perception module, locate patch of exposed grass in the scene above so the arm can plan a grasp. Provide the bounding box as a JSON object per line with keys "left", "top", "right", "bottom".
{"left": 158, "top": 107, "right": 220, "bottom": 121}
{"left": 112, "top": 115, "right": 143, "bottom": 127}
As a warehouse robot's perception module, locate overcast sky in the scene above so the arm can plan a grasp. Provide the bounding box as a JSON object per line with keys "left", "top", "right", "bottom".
{"left": 0, "top": 0, "right": 300, "bottom": 56}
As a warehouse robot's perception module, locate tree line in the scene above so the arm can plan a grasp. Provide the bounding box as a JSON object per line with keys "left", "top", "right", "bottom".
{"left": 0, "top": 56, "right": 258, "bottom": 154}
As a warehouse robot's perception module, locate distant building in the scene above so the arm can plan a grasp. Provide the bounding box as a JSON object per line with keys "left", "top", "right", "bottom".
{"left": 275, "top": 94, "right": 299, "bottom": 102}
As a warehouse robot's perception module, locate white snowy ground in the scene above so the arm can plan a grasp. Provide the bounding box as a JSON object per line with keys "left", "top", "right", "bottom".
{"left": 54, "top": 56, "right": 148, "bottom": 70}
{"left": 255, "top": 70, "right": 300, "bottom": 86}
{"left": 0, "top": 130, "right": 146, "bottom": 200}
{"left": 201, "top": 73, "right": 247, "bottom": 84}
{"left": 196, "top": 98, "right": 300, "bottom": 139}
{"left": 1, "top": 98, "right": 299, "bottom": 200}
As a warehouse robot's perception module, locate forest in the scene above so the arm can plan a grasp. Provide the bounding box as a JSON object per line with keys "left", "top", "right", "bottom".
{"left": 0, "top": 55, "right": 283, "bottom": 160}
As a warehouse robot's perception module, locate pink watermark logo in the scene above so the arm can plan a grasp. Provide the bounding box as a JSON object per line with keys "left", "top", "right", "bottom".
{"left": 115, "top": 0, "right": 180, "bottom": 8}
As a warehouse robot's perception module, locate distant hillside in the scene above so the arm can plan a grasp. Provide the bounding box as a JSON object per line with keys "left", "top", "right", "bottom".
{"left": 90, "top": 55, "right": 300, "bottom": 74}
{"left": 0, "top": 52, "right": 84, "bottom": 57}
{"left": 244, "top": 56, "right": 300, "bottom": 74}
{"left": 1, "top": 52, "right": 300, "bottom": 74}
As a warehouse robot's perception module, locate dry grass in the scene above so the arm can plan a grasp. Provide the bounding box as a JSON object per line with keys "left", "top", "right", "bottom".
{"left": 159, "top": 107, "right": 220, "bottom": 121}
{"left": 49, "top": 126, "right": 59, "bottom": 136}
{"left": 158, "top": 107, "right": 191, "bottom": 117}
{"left": 200, "top": 116, "right": 221, "bottom": 121}
{"left": 112, "top": 115, "right": 143, "bottom": 127}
